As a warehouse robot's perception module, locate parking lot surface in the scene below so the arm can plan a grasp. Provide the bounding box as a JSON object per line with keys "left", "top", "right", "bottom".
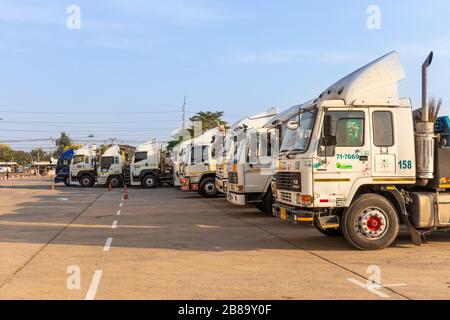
{"left": 0, "top": 178, "right": 449, "bottom": 300}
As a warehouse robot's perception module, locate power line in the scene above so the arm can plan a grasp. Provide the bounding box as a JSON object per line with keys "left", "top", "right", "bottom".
{"left": 0, "top": 110, "right": 183, "bottom": 115}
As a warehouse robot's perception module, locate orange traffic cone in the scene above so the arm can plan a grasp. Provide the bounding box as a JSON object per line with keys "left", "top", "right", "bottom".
{"left": 123, "top": 186, "right": 129, "bottom": 200}
{"left": 108, "top": 183, "right": 112, "bottom": 192}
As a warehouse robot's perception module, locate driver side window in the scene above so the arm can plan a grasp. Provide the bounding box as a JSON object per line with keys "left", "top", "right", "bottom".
{"left": 318, "top": 111, "right": 365, "bottom": 156}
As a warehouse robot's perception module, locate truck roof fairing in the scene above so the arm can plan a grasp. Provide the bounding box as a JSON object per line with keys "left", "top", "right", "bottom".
{"left": 314, "top": 51, "right": 405, "bottom": 106}
{"left": 102, "top": 145, "right": 121, "bottom": 157}
{"left": 73, "top": 145, "right": 97, "bottom": 156}
{"left": 230, "top": 107, "right": 279, "bottom": 130}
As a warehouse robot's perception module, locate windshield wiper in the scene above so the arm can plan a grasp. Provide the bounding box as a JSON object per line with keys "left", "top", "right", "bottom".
{"left": 284, "top": 149, "right": 304, "bottom": 159}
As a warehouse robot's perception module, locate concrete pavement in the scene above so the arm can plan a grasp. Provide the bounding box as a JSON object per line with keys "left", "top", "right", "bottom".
{"left": 0, "top": 178, "right": 449, "bottom": 299}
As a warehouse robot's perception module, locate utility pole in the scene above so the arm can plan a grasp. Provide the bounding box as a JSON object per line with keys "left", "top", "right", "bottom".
{"left": 37, "top": 146, "right": 40, "bottom": 178}
{"left": 88, "top": 134, "right": 94, "bottom": 146}
{"left": 182, "top": 96, "right": 186, "bottom": 130}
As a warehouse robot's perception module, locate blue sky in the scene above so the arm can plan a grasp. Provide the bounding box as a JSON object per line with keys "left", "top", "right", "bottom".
{"left": 0, "top": 0, "right": 449, "bottom": 151}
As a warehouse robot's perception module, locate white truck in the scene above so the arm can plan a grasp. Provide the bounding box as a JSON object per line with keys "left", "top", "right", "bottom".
{"left": 180, "top": 128, "right": 221, "bottom": 197}
{"left": 172, "top": 139, "right": 193, "bottom": 187}
{"left": 272, "top": 51, "right": 450, "bottom": 250}
{"left": 226, "top": 107, "right": 301, "bottom": 214}
{"left": 127, "top": 140, "right": 174, "bottom": 188}
{"left": 69, "top": 145, "right": 98, "bottom": 187}
{"left": 227, "top": 108, "right": 278, "bottom": 213}
{"left": 215, "top": 109, "right": 278, "bottom": 195}
{"left": 96, "top": 145, "right": 125, "bottom": 187}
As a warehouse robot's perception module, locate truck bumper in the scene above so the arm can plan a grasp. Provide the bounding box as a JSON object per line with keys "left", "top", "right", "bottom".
{"left": 54, "top": 175, "right": 67, "bottom": 183}
{"left": 272, "top": 203, "right": 314, "bottom": 224}
{"left": 227, "top": 192, "right": 246, "bottom": 206}
{"left": 215, "top": 177, "right": 228, "bottom": 193}
{"left": 97, "top": 176, "right": 108, "bottom": 185}
{"left": 180, "top": 178, "right": 199, "bottom": 192}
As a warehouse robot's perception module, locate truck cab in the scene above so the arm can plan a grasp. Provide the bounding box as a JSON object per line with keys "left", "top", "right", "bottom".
{"left": 69, "top": 145, "right": 97, "bottom": 187}
{"left": 55, "top": 148, "right": 75, "bottom": 186}
{"left": 97, "top": 145, "right": 125, "bottom": 187}
{"left": 173, "top": 139, "right": 193, "bottom": 187}
{"left": 226, "top": 108, "right": 280, "bottom": 212}
{"left": 128, "top": 141, "right": 174, "bottom": 188}
{"left": 215, "top": 109, "right": 278, "bottom": 195}
{"left": 272, "top": 51, "right": 450, "bottom": 250}
{"left": 180, "top": 128, "right": 220, "bottom": 197}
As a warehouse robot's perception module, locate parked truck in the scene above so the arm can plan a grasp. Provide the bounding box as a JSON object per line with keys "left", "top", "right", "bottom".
{"left": 172, "top": 139, "right": 193, "bottom": 187}
{"left": 180, "top": 128, "right": 221, "bottom": 197}
{"left": 96, "top": 145, "right": 125, "bottom": 187}
{"left": 226, "top": 106, "right": 307, "bottom": 214}
{"left": 96, "top": 142, "right": 173, "bottom": 188}
{"left": 128, "top": 140, "right": 174, "bottom": 188}
{"left": 215, "top": 109, "right": 278, "bottom": 195}
{"left": 226, "top": 108, "right": 283, "bottom": 213}
{"left": 69, "top": 145, "right": 98, "bottom": 187}
{"left": 271, "top": 51, "right": 450, "bottom": 250}
{"left": 54, "top": 148, "right": 75, "bottom": 186}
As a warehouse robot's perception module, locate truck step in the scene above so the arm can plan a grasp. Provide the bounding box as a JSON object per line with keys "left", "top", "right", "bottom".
{"left": 316, "top": 215, "right": 340, "bottom": 229}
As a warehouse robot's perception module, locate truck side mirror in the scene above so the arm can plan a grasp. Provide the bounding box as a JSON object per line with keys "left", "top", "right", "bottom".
{"left": 321, "top": 136, "right": 337, "bottom": 147}
{"left": 321, "top": 115, "right": 337, "bottom": 147}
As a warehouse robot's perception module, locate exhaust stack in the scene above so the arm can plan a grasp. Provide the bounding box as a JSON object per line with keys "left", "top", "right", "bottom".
{"left": 416, "top": 51, "right": 435, "bottom": 184}
{"left": 422, "top": 52, "right": 434, "bottom": 122}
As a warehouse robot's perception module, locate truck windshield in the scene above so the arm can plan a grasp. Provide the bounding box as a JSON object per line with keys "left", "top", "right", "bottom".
{"left": 280, "top": 108, "right": 317, "bottom": 153}
{"left": 134, "top": 152, "right": 148, "bottom": 163}
{"left": 72, "top": 155, "right": 85, "bottom": 165}
{"left": 101, "top": 156, "right": 115, "bottom": 168}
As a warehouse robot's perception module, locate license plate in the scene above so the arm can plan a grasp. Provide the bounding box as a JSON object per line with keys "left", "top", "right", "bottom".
{"left": 280, "top": 208, "right": 287, "bottom": 221}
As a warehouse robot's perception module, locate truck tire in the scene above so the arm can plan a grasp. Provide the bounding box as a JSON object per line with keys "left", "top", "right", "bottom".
{"left": 142, "top": 174, "right": 158, "bottom": 189}
{"left": 108, "top": 176, "right": 122, "bottom": 188}
{"left": 263, "top": 190, "right": 274, "bottom": 215}
{"left": 341, "top": 194, "right": 399, "bottom": 250}
{"left": 64, "top": 176, "right": 72, "bottom": 186}
{"left": 199, "top": 177, "right": 218, "bottom": 197}
{"left": 79, "top": 175, "right": 94, "bottom": 188}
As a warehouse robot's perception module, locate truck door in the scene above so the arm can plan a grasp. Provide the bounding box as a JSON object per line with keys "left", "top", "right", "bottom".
{"left": 369, "top": 107, "right": 415, "bottom": 179}
{"left": 315, "top": 108, "right": 371, "bottom": 205}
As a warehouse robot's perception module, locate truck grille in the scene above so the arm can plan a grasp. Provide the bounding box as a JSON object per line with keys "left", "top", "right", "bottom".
{"left": 229, "top": 172, "right": 238, "bottom": 184}
{"left": 276, "top": 172, "right": 301, "bottom": 192}
{"left": 279, "top": 191, "right": 292, "bottom": 203}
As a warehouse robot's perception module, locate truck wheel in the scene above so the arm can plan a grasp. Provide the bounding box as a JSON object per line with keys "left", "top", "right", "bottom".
{"left": 263, "top": 190, "right": 274, "bottom": 215}
{"left": 64, "top": 176, "right": 72, "bottom": 186}
{"left": 79, "top": 175, "right": 94, "bottom": 187}
{"left": 142, "top": 174, "right": 157, "bottom": 189}
{"left": 109, "top": 176, "right": 122, "bottom": 188}
{"left": 341, "top": 194, "right": 399, "bottom": 250}
{"left": 200, "top": 177, "right": 218, "bottom": 197}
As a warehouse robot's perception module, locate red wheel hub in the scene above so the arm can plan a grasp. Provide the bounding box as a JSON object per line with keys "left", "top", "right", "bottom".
{"left": 367, "top": 216, "right": 382, "bottom": 231}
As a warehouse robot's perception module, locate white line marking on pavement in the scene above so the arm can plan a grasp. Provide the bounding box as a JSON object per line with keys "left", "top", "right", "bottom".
{"left": 112, "top": 220, "right": 118, "bottom": 229}
{"left": 57, "top": 198, "right": 68, "bottom": 201}
{"left": 119, "top": 202, "right": 123, "bottom": 207}
{"left": 347, "top": 278, "right": 392, "bottom": 298}
{"left": 103, "top": 237, "right": 113, "bottom": 251}
{"left": 116, "top": 210, "right": 121, "bottom": 216}
{"left": 85, "top": 270, "right": 103, "bottom": 300}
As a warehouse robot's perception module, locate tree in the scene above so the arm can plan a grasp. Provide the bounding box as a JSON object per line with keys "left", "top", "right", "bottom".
{"left": 30, "top": 148, "right": 49, "bottom": 162}
{"left": 187, "top": 111, "right": 228, "bottom": 136}
{"left": 55, "top": 132, "right": 72, "bottom": 155}
{"left": 0, "top": 144, "right": 13, "bottom": 162}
